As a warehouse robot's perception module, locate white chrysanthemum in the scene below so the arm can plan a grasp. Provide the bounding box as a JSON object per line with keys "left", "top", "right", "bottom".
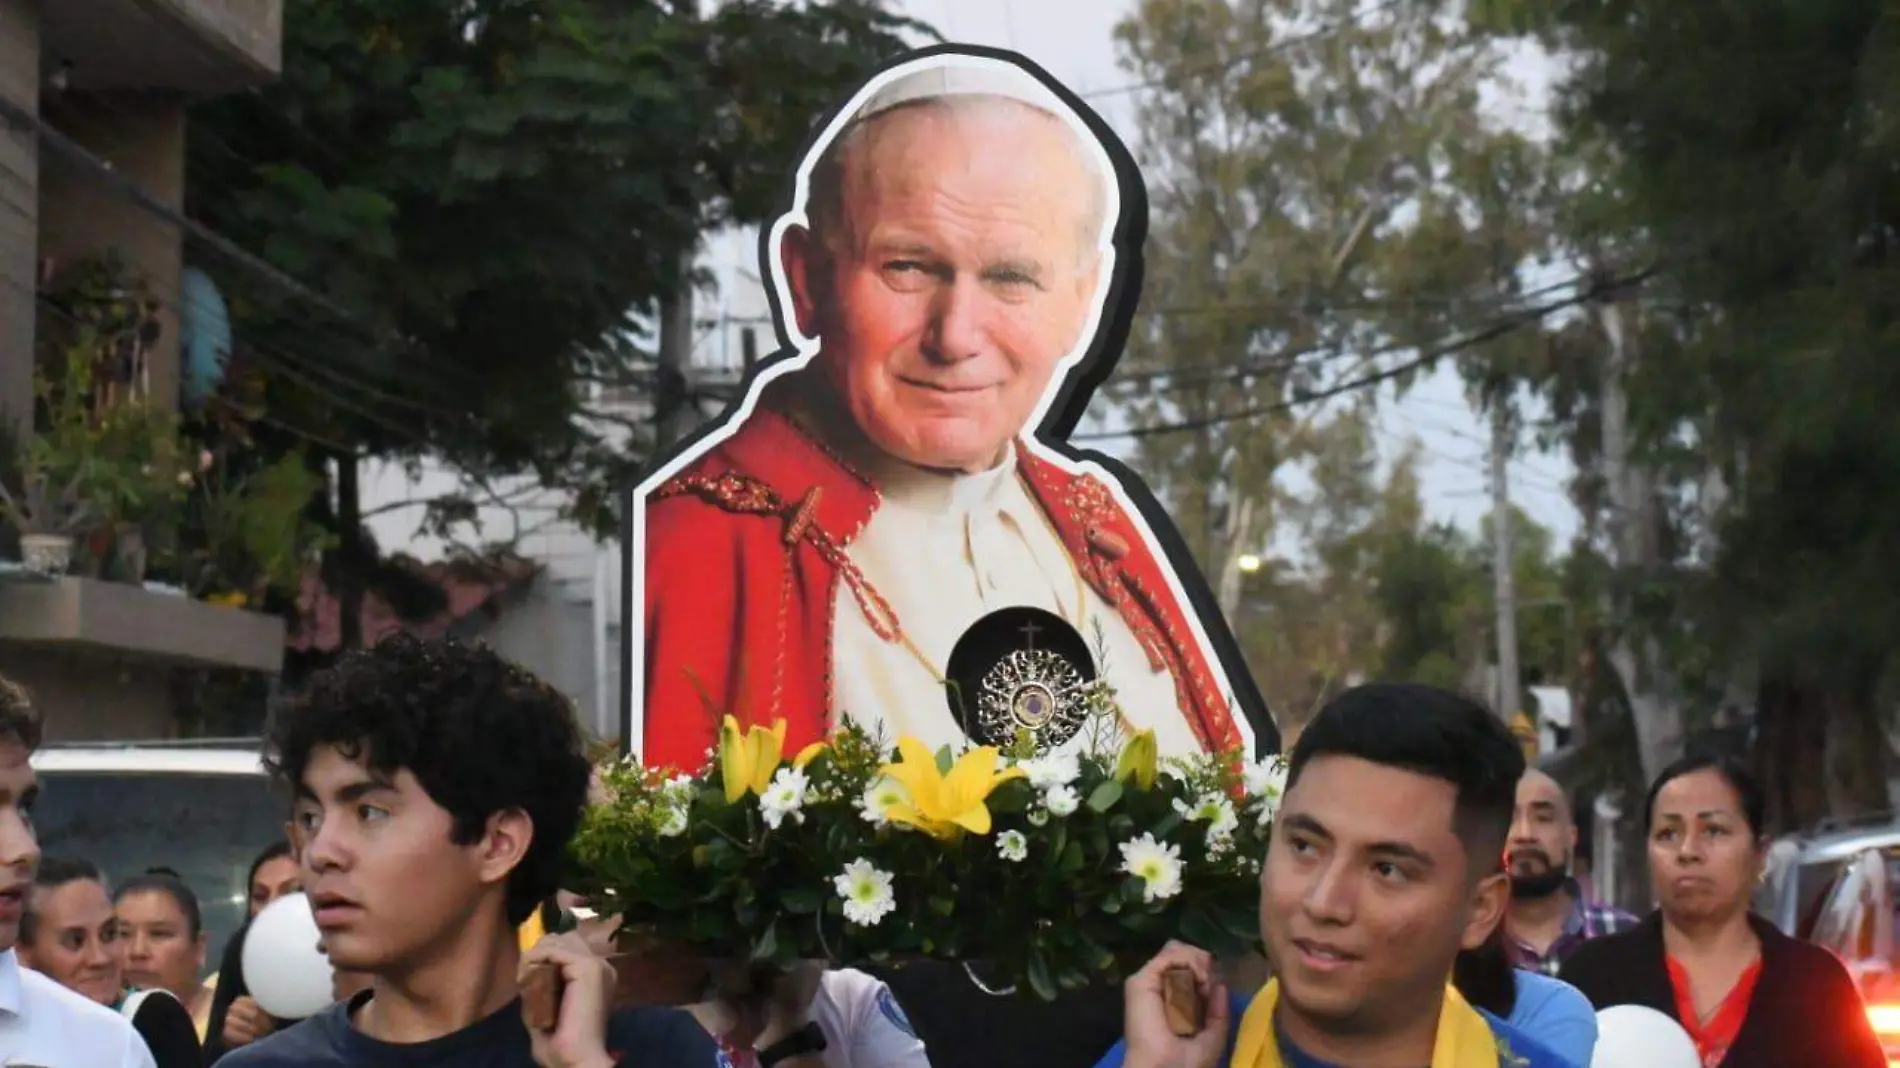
{"left": 1017, "top": 754, "right": 1080, "bottom": 790}
{"left": 833, "top": 858, "right": 896, "bottom": 926}
{"left": 1043, "top": 784, "right": 1080, "bottom": 817}
{"left": 1245, "top": 756, "right": 1289, "bottom": 823}
{"left": 997, "top": 830, "right": 1028, "bottom": 862}
{"left": 656, "top": 803, "right": 690, "bottom": 837}
{"left": 857, "top": 776, "right": 907, "bottom": 827}
{"left": 1174, "top": 792, "right": 1239, "bottom": 844}
{"left": 1119, "top": 833, "right": 1183, "bottom": 902}
{"left": 758, "top": 768, "right": 809, "bottom": 830}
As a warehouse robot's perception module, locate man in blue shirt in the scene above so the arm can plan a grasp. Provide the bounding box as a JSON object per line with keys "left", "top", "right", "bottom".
{"left": 218, "top": 635, "right": 725, "bottom": 1068}
{"left": 1102, "top": 684, "right": 1575, "bottom": 1068}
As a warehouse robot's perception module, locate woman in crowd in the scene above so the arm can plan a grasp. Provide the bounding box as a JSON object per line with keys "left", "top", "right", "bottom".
{"left": 203, "top": 841, "right": 302, "bottom": 1054}
{"left": 19, "top": 858, "right": 122, "bottom": 1004}
{"left": 114, "top": 868, "right": 211, "bottom": 1035}
{"left": 1453, "top": 923, "right": 1597, "bottom": 1066}
{"left": 1563, "top": 755, "right": 1887, "bottom": 1067}
{"left": 19, "top": 858, "right": 201, "bottom": 1067}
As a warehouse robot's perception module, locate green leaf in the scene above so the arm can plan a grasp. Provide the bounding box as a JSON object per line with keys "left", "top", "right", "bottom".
{"left": 750, "top": 922, "right": 778, "bottom": 962}
{"left": 782, "top": 887, "right": 823, "bottom": 915}
{"left": 1026, "top": 947, "right": 1059, "bottom": 1002}
{"left": 1086, "top": 780, "right": 1125, "bottom": 813}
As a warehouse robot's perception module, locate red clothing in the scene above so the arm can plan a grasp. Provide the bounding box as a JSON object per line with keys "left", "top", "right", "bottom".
{"left": 1667, "top": 955, "right": 1763, "bottom": 1068}
{"left": 638, "top": 383, "right": 1242, "bottom": 770}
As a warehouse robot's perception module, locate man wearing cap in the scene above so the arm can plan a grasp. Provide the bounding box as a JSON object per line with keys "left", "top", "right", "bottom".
{"left": 637, "top": 56, "right": 1245, "bottom": 770}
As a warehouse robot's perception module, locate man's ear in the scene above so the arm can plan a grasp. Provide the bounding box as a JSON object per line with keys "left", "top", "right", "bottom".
{"left": 1565, "top": 823, "right": 1579, "bottom": 855}
{"left": 476, "top": 807, "right": 534, "bottom": 890}
{"left": 781, "top": 224, "right": 827, "bottom": 341}
{"left": 1460, "top": 870, "right": 1511, "bottom": 951}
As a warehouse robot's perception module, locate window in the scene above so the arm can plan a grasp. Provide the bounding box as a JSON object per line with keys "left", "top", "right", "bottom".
{"left": 33, "top": 772, "right": 287, "bottom": 965}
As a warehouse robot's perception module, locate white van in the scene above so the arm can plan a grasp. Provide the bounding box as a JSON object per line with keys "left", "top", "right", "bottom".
{"left": 28, "top": 740, "right": 283, "bottom": 963}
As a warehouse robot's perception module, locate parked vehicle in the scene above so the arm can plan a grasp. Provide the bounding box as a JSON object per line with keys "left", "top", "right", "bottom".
{"left": 28, "top": 740, "right": 281, "bottom": 963}
{"left": 1757, "top": 814, "right": 1900, "bottom": 939}
{"left": 1801, "top": 844, "right": 1900, "bottom": 1061}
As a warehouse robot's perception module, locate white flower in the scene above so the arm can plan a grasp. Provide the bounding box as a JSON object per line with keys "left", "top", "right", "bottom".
{"left": 857, "top": 776, "right": 907, "bottom": 827}
{"left": 1119, "top": 833, "right": 1183, "bottom": 902}
{"left": 758, "top": 768, "right": 809, "bottom": 830}
{"left": 656, "top": 804, "right": 690, "bottom": 837}
{"left": 1042, "top": 784, "right": 1080, "bottom": 818}
{"left": 1245, "top": 756, "right": 1289, "bottom": 820}
{"left": 653, "top": 774, "right": 695, "bottom": 837}
{"left": 996, "top": 830, "right": 1028, "bottom": 862}
{"left": 1027, "top": 808, "right": 1049, "bottom": 827}
{"left": 1174, "top": 792, "right": 1239, "bottom": 844}
{"left": 1017, "top": 754, "right": 1080, "bottom": 789}
{"left": 833, "top": 858, "right": 896, "bottom": 926}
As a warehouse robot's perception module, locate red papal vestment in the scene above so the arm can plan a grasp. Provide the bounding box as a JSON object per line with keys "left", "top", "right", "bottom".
{"left": 638, "top": 382, "right": 1243, "bottom": 771}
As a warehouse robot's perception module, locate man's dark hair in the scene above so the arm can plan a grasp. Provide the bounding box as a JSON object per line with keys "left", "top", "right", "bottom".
{"left": 1287, "top": 683, "right": 1525, "bottom": 874}
{"left": 1643, "top": 753, "right": 1767, "bottom": 839}
{"left": 264, "top": 633, "right": 591, "bottom": 926}
{"left": 0, "top": 674, "right": 41, "bottom": 752}
{"left": 115, "top": 870, "right": 203, "bottom": 940}
{"left": 22, "top": 856, "right": 105, "bottom": 944}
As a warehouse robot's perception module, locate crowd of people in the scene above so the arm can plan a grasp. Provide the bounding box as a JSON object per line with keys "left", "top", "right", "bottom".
{"left": 0, "top": 638, "right": 1892, "bottom": 1068}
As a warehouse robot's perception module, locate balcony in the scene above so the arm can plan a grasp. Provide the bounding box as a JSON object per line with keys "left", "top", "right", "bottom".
{"left": 42, "top": 0, "right": 282, "bottom": 97}
{"left": 0, "top": 574, "right": 285, "bottom": 673}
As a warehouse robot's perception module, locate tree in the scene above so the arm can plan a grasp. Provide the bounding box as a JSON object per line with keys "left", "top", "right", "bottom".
{"left": 1107, "top": 0, "right": 1569, "bottom": 699}
{"left": 187, "top": 0, "right": 932, "bottom": 535}
{"left": 1484, "top": 0, "right": 1900, "bottom": 825}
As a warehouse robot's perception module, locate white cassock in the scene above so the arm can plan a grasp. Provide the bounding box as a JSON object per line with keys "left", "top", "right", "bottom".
{"left": 829, "top": 444, "right": 1203, "bottom": 759}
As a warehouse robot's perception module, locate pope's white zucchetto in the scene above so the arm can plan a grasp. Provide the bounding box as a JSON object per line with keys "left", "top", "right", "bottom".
{"left": 850, "top": 61, "right": 1073, "bottom": 125}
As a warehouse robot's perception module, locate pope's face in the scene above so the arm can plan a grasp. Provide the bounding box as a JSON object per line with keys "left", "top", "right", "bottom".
{"left": 786, "top": 99, "right": 1102, "bottom": 472}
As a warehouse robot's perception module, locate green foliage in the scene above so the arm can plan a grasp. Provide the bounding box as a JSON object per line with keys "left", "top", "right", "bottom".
{"left": 188, "top": 0, "right": 933, "bottom": 536}
{"left": 568, "top": 725, "right": 1280, "bottom": 997}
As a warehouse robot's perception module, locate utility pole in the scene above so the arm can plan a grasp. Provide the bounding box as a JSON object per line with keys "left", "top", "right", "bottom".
{"left": 1490, "top": 398, "right": 1520, "bottom": 722}
{"left": 654, "top": 253, "right": 697, "bottom": 451}
{"left": 654, "top": 0, "right": 701, "bottom": 455}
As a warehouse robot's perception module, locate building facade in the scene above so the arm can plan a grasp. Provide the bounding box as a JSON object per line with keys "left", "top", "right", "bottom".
{"left": 0, "top": 0, "right": 286, "bottom": 740}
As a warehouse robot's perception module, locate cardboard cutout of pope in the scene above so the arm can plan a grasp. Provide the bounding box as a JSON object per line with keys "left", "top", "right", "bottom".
{"left": 626, "top": 46, "right": 1273, "bottom": 770}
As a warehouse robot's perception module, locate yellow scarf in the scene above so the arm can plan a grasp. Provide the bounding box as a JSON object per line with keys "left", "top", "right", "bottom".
{"left": 518, "top": 907, "right": 546, "bottom": 953}
{"left": 1231, "top": 979, "right": 1501, "bottom": 1068}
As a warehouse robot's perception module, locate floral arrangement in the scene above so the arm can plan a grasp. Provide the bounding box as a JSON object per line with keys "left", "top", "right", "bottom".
{"left": 568, "top": 720, "right": 1288, "bottom": 1000}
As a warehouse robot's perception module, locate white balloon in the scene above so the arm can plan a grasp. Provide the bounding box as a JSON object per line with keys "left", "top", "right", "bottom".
{"left": 242, "top": 892, "right": 336, "bottom": 1020}
{"left": 1592, "top": 1004, "right": 1700, "bottom": 1068}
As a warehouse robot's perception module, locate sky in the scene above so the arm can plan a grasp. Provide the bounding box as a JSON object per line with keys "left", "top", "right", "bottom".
{"left": 710, "top": 0, "right": 1582, "bottom": 550}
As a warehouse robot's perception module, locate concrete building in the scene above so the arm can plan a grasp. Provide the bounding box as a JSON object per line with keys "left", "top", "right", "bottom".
{"left": 0, "top": 0, "right": 287, "bottom": 740}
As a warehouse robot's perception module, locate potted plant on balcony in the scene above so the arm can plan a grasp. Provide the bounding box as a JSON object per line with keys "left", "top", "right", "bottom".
{"left": 0, "top": 354, "right": 107, "bottom": 576}
{"left": 0, "top": 437, "right": 95, "bottom": 576}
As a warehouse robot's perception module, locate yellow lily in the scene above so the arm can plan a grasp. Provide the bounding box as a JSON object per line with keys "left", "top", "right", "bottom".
{"left": 880, "top": 736, "right": 1024, "bottom": 840}
{"left": 792, "top": 741, "right": 828, "bottom": 769}
{"left": 719, "top": 715, "right": 786, "bottom": 803}
{"left": 1115, "top": 728, "right": 1159, "bottom": 790}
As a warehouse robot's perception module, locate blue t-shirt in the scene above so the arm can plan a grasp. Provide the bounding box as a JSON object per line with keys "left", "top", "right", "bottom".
{"left": 1506, "top": 969, "right": 1595, "bottom": 1067}
{"left": 216, "top": 989, "right": 728, "bottom": 1068}
{"left": 1091, "top": 984, "right": 1580, "bottom": 1068}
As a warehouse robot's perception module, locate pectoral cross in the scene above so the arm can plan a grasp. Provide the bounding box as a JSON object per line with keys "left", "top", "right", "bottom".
{"left": 1020, "top": 618, "right": 1041, "bottom": 651}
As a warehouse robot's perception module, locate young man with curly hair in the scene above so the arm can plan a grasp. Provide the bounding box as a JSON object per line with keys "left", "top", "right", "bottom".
{"left": 218, "top": 635, "right": 724, "bottom": 1068}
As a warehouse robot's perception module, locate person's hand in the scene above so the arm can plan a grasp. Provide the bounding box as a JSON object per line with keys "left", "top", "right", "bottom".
{"left": 520, "top": 931, "right": 619, "bottom": 1068}
{"left": 221, "top": 995, "right": 276, "bottom": 1048}
{"left": 1122, "top": 941, "right": 1230, "bottom": 1068}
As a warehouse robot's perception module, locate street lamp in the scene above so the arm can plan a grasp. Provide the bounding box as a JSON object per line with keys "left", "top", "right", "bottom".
{"left": 1237, "top": 553, "right": 1263, "bottom": 574}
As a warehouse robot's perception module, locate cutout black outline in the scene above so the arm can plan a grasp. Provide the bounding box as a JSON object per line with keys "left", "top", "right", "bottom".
{"left": 620, "top": 43, "right": 1278, "bottom": 760}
